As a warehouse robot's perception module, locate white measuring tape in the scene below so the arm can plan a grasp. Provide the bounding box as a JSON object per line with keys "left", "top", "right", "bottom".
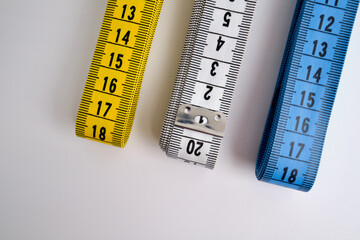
{"left": 160, "top": 0, "right": 257, "bottom": 169}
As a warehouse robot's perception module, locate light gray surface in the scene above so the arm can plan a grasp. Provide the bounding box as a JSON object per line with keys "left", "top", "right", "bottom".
{"left": 0, "top": 0, "right": 359, "bottom": 239}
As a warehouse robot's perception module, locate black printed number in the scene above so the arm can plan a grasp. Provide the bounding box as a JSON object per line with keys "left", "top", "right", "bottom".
{"left": 312, "top": 40, "right": 328, "bottom": 57}
{"left": 92, "top": 125, "right": 106, "bottom": 141}
{"left": 306, "top": 66, "right": 322, "bottom": 83}
{"left": 216, "top": 36, "right": 225, "bottom": 51}
{"left": 295, "top": 116, "right": 310, "bottom": 133}
{"left": 204, "top": 85, "right": 213, "bottom": 100}
{"left": 325, "top": 0, "right": 339, "bottom": 6}
{"left": 300, "top": 91, "right": 316, "bottom": 108}
{"left": 210, "top": 61, "right": 219, "bottom": 76}
{"left": 109, "top": 53, "right": 123, "bottom": 69}
{"left": 116, "top": 29, "right": 131, "bottom": 45}
{"left": 103, "top": 77, "right": 117, "bottom": 93}
{"left": 223, "top": 12, "right": 231, "bottom": 27}
{"left": 319, "top": 14, "right": 335, "bottom": 32}
{"left": 289, "top": 142, "right": 305, "bottom": 158}
{"left": 282, "top": 167, "right": 298, "bottom": 183}
{"left": 186, "top": 140, "right": 203, "bottom": 156}
{"left": 97, "top": 101, "right": 112, "bottom": 117}
{"left": 121, "top": 5, "right": 136, "bottom": 20}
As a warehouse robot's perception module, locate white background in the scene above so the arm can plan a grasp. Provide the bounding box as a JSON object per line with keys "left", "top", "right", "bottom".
{"left": 1, "top": 0, "right": 360, "bottom": 239}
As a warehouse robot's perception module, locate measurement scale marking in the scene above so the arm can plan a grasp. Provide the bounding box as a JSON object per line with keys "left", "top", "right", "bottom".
{"left": 160, "top": 0, "right": 257, "bottom": 168}
{"left": 76, "top": 0, "right": 164, "bottom": 147}
{"left": 256, "top": 0, "right": 359, "bottom": 191}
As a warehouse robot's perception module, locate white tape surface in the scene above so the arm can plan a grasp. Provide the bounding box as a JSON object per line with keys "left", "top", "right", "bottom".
{"left": 160, "top": 0, "right": 257, "bottom": 169}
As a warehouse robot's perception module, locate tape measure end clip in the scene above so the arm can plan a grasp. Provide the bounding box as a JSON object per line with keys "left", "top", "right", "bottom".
{"left": 174, "top": 104, "right": 226, "bottom": 137}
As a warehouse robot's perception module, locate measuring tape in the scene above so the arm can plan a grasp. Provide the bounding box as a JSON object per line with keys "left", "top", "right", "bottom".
{"left": 256, "top": 0, "right": 359, "bottom": 191}
{"left": 160, "top": 0, "right": 257, "bottom": 169}
{"left": 76, "top": 0, "right": 163, "bottom": 147}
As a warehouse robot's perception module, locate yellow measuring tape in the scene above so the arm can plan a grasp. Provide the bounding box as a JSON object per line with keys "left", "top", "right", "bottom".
{"left": 76, "top": 0, "right": 163, "bottom": 147}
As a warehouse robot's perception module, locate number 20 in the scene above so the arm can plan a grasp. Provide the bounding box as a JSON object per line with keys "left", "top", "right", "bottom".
{"left": 186, "top": 140, "right": 203, "bottom": 156}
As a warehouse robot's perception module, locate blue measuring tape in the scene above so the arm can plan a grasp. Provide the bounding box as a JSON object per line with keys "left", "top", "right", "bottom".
{"left": 256, "top": 0, "right": 359, "bottom": 191}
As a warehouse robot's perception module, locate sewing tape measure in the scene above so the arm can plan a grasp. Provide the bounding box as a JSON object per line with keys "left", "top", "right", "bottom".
{"left": 256, "top": 0, "right": 359, "bottom": 191}
{"left": 160, "top": 0, "right": 257, "bottom": 169}
{"left": 76, "top": 0, "right": 163, "bottom": 147}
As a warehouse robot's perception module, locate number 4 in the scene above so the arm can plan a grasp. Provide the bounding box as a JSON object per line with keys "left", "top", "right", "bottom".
{"left": 216, "top": 36, "right": 225, "bottom": 51}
